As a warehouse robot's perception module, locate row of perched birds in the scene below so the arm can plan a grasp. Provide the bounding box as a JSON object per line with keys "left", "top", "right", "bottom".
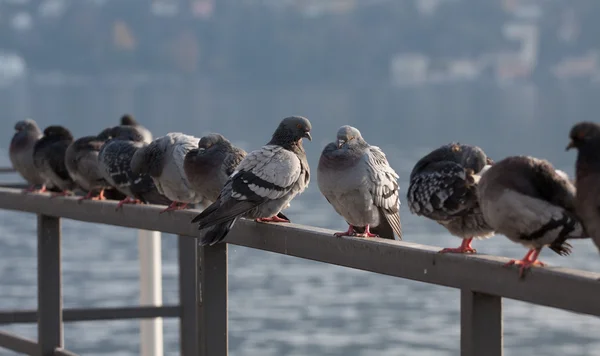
{"left": 8, "top": 115, "right": 600, "bottom": 278}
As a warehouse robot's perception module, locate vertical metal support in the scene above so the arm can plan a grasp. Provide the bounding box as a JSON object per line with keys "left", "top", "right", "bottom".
{"left": 197, "top": 243, "right": 228, "bottom": 356}
{"left": 178, "top": 236, "right": 198, "bottom": 356}
{"left": 37, "top": 215, "right": 63, "bottom": 356}
{"left": 460, "top": 289, "right": 503, "bottom": 356}
{"left": 138, "top": 230, "right": 164, "bottom": 356}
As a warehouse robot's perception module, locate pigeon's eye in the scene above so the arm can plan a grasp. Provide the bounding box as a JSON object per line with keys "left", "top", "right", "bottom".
{"left": 297, "top": 124, "right": 303, "bottom": 129}
{"left": 577, "top": 131, "right": 587, "bottom": 140}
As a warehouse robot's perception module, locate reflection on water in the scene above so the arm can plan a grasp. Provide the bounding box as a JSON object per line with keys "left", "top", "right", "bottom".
{"left": 0, "top": 79, "right": 599, "bottom": 355}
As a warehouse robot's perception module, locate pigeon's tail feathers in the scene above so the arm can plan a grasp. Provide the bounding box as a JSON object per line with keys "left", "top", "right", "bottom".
{"left": 192, "top": 199, "right": 256, "bottom": 228}
{"left": 382, "top": 208, "right": 402, "bottom": 240}
{"left": 199, "top": 218, "right": 238, "bottom": 246}
{"left": 549, "top": 241, "right": 573, "bottom": 256}
{"left": 276, "top": 211, "right": 290, "bottom": 222}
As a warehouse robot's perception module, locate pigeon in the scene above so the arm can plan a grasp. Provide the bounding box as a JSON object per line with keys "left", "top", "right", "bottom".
{"left": 9, "top": 119, "right": 45, "bottom": 192}
{"left": 191, "top": 116, "right": 312, "bottom": 246}
{"left": 32, "top": 125, "right": 76, "bottom": 196}
{"left": 407, "top": 143, "right": 494, "bottom": 253}
{"left": 183, "top": 133, "right": 247, "bottom": 204}
{"left": 478, "top": 155, "right": 586, "bottom": 277}
{"left": 317, "top": 125, "right": 402, "bottom": 240}
{"left": 98, "top": 125, "right": 171, "bottom": 209}
{"left": 130, "top": 133, "right": 203, "bottom": 213}
{"left": 566, "top": 121, "right": 600, "bottom": 253}
{"left": 64, "top": 129, "right": 113, "bottom": 201}
{"left": 120, "top": 114, "right": 153, "bottom": 144}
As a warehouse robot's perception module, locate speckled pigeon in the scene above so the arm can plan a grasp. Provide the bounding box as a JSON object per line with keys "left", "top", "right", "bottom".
{"left": 98, "top": 125, "right": 171, "bottom": 210}
{"left": 478, "top": 155, "right": 586, "bottom": 278}
{"left": 32, "top": 125, "right": 76, "bottom": 196}
{"left": 191, "top": 116, "right": 312, "bottom": 246}
{"left": 407, "top": 142, "right": 494, "bottom": 253}
{"left": 567, "top": 121, "right": 600, "bottom": 253}
{"left": 130, "top": 133, "right": 203, "bottom": 213}
{"left": 9, "top": 119, "right": 45, "bottom": 191}
{"left": 317, "top": 125, "right": 402, "bottom": 240}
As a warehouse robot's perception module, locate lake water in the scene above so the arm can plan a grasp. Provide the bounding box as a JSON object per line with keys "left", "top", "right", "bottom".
{"left": 0, "top": 78, "right": 599, "bottom": 355}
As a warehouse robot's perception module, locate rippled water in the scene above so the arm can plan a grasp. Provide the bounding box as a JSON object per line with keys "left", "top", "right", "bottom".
{"left": 1, "top": 81, "right": 600, "bottom": 355}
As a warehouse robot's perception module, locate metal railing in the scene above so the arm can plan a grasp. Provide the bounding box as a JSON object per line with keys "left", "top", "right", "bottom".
{"left": 0, "top": 186, "right": 599, "bottom": 356}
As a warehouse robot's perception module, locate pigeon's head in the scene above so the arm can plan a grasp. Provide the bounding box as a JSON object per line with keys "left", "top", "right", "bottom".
{"left": 120, "top": 114, "right": 138, "bottom": 126}
{"left": 43, "top": 125, "right": 73, "bottom": 140}
{"left": 272, "top": 116, "right": 312, "bottom": 145}
{"left": 336, "top": 125, "right": 363, "bottom": 148}
{"left": 14, "top": 119, "right": 40, "bottom": 133}
{"left": 567, "top": 122, "right": 600, "bottom": 151}
{"left": 198, "top": 133, "right": 229, "bottom": 151}
{"left": 109, "top": 126, "right": 145, "bottom": 142}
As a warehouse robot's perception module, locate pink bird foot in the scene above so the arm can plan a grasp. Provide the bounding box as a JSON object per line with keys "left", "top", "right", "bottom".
{"left": 115, "top": 197, "right": 143, "bottom": 210}
{"left": 159, "top": 202, "right": 189, "bottom": 214}
{"left": 255, "top": 215, "right": 290, "bottom": 223}
{"left": 439, "top": 237, "right": 477, "bottom": 254}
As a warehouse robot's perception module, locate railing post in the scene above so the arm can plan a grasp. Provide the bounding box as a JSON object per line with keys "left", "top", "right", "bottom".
{"left": 460, "top": 289, "right": 503, "bottom": 356}
{"left": 138, "top": 230, "right": 163, "bottom": 356}
{"left": 178, "top": 236, "right": 198, "bottom": 356}
{"left": 197, "top": 243, "right": 228, "bottom": 356}
{"left": 37, "top": 214, "right": 63, "bottom": 356}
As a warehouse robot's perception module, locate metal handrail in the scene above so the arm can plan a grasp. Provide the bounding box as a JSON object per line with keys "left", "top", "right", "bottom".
{"left": 0, "top": 186, "right": 598, "bottom": 355}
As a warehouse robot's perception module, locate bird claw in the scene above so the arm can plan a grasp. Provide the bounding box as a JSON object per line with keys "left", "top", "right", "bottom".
{"left": 159, "top": 202, "right": 189, "bottom": 214}
{"left": 115, "top": 197, "right": 143, "bottom": 211}
{"left": 50, "top": 191, "right": 72, "bottom": 198}
{"left": 503, "top": 259, "right": 546, "bottom": 278}
{"left": 255, "top": 215, "right": 291, "bottom": 223}
{"left": 355, "top": 231, "right": 379, "bottom": 238}
{"left": 438, "top": 246, "right": 477, "bottom": 254}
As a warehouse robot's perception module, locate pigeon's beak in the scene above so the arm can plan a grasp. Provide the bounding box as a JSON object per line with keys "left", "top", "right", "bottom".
{"left": 304, "top": 131, "right": 312, "bottom": 141}
{"left": 566, "top": 140, "right": 575, "bottom": 151}
{"left": 337, "top": 140, "right": 346, "bottom": 149}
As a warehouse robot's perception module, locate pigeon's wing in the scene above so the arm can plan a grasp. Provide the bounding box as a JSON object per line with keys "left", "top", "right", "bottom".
{"left": 75, "top": 140, "right": 106, "bottom": 184}
{"left": 47, "top": 141, "right": 72, "bottom": 181}
{"left": 171, "top": 135, "right": 199, "bottom": 184}
{"left": 191, "top": 145, "right": 302, "bottom": 227}
{"left": 223, "top": 147, "right": 247, "bottom": 177}
{"left": 407, "top": 161, "right": 478, "bottom": 221}
{"left": 365, "top": 146, "right": 402, "bottom": 238}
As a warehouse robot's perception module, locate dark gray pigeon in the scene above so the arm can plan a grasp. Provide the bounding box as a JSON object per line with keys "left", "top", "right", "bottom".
{"left": 191, "top": 116, "right": 312, "bottom": 246}
{"left": 407, "top": 143, "right": 494, "bottom": 253}
{"left": 32, "top": 126, "right": 76, "bottom": 196}
{"left": 478, "top": 155, "right": 586, "bottom": 278}
{"left": 567, "top": 121, "right": 600, "bottom": 253}
{"left": 317, "top": 125, "right": 402, "bottom": 240}
{"left": 184, "top": 133, "right": 247, "bottom": 204}
{"left": 98, "top": 125, "right": 171, "bottom": 210}
{"left": 131, "top": 132, "right": 203, "bottom": 213}
{"left": 9, "top": 119, "right": 45, "bottom": 191}
{"left": 120, "top": 114, "right": 153, "bottom": 144}
{"left": 65, "top": 130, "right": 113, "bottom": 200}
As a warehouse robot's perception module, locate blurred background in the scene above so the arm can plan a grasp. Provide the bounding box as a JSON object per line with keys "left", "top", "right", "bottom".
{"left": 1, "top": 0, "right": 600, "bottom": 355}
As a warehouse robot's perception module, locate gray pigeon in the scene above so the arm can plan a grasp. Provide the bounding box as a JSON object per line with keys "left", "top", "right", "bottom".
{"left": 120, "top": 114, "right": 153, "bottom": 144}
{"left": 32, "top": 125, "right": 77, "bottom": 196}
{"left": 478, "top": 155, "right": 586, "bottom": 278}
{"left": 65, "top": 130, "right": 113, "bottom": 200}
{"left": 130, "top": 132, "right": 203, "bottom": 213}
{"left": 9, "top": 119, "right": 45, "bottom": 191}
{"left": 407, "top": 143, "right": 494, "bottom": 253}
{"left": 317, "top": 125, "right": 402, "bottom": 240}
{"left": 191, "top": 116, "right": 312, "bottom": 246}
{"left": 98, "top": 125, "right": 171, "bottom": 210}
{"left": 183, "top": 133, "right": 247, "bottom": 204}
{"left": 566, "top": 121, "right": 600, "bottom": 253}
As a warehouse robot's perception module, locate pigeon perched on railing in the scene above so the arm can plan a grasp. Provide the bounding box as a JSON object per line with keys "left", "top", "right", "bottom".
{"left": 131, "top": 133, "right": 203, "bottom": 213}
{"left": 120, "top": 114, "right": 153, "bottom": 144}
{"left": 65, "top": 130, "right": 112, "bottom": 201}
{"left": 567, "top": 121, "right": 600, "bottom": 253}
{"left": 32, "top": 125, "right": 77, "bottom": 196}
{"left": 407, "top": 143, "right": 494, "bottom": 253}
{"left": 98, "top": 125, "right": 171, "bottom": 210}
{"left": 317, "top": 125, "right": 401, "bottom": 240}
{"left": 478, "top": 155, "right": 586, "bottom": 278}
{"left": 183, "top": 133, "right": 247, "bottom": 205}
{"left": 191, "top": 116, "right": 312, "bottom": 246}
{"left": 9, "top": 119, "right": 45, "bottom": 192}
